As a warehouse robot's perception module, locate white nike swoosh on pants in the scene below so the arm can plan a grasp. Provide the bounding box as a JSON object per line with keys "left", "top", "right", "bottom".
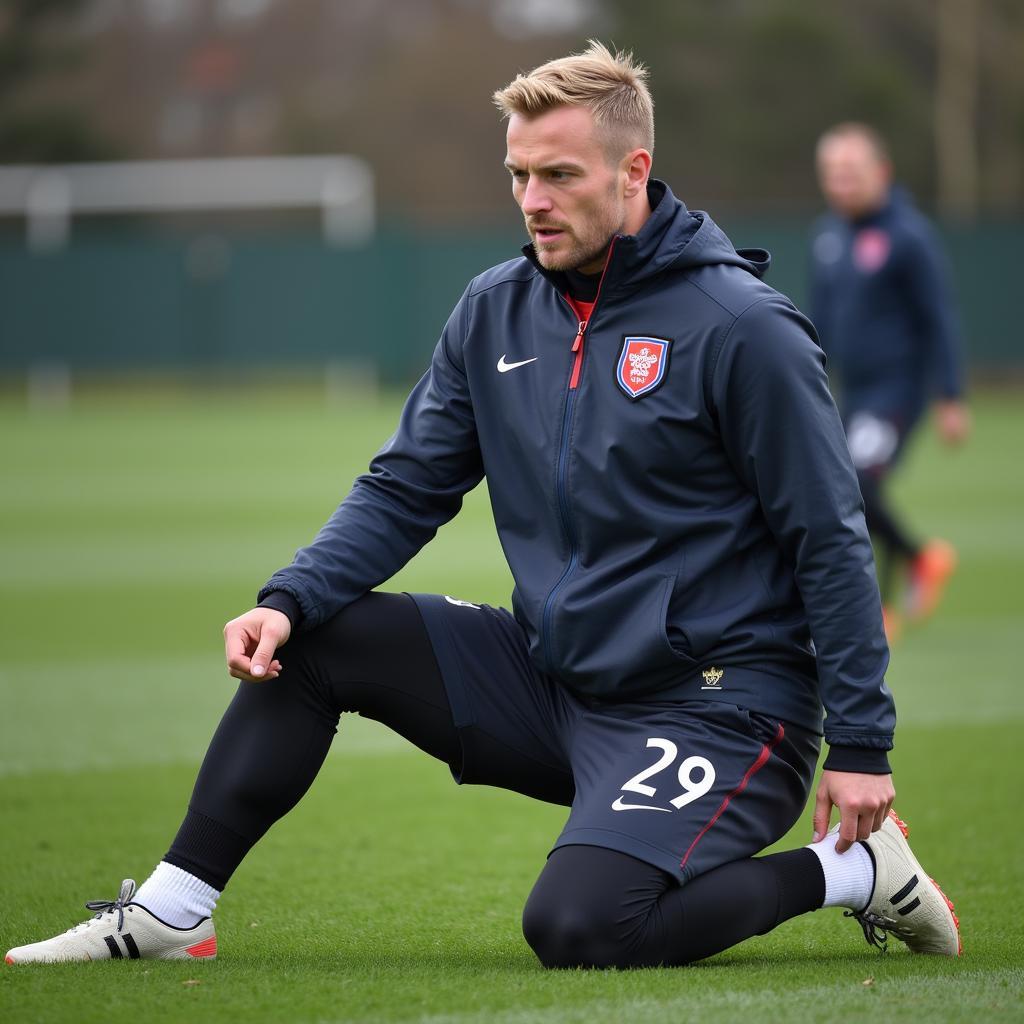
{"left": 497, "top": 355, "right": 538, "bottom": 373}
{"left": 611, "top": 797, "right": 672, "bottom": 813}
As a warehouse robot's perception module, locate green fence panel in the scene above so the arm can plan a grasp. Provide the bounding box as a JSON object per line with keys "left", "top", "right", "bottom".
{"left": 1, "top": 218, "right": 1019, "bottom": 381}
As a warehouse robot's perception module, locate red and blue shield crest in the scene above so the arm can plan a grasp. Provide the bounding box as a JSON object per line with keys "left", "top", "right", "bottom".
{"left": 616, "top": 336, "right": 671, "bottom": 400}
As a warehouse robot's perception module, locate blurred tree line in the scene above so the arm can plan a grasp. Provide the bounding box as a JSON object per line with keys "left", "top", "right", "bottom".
{"left": 0, "top": 0, "right": 114, "bottom": 160}
{"left": 609, "top": 0, "right": 1022, "bottom": 219}
{"left": 0, "top": 0, "right": 1020, "bottom": 220}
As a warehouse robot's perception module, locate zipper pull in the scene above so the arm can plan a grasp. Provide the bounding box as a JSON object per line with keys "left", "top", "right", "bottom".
{"left": 572, "top": 320, "right": 587, "bottom": 352}
{"left": 569, "top": 321, "right": 587, "bottom": 390}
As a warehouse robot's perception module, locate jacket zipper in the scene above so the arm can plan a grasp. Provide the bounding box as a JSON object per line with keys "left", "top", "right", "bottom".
{"left": 539, "top": 239, "right": 617, "bottom": 671}
{"left": 569, "top": 320, "right": 586, "bottom": 389}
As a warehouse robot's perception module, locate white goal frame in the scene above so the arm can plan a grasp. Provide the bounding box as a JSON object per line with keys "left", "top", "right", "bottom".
{"left": 0, "top": 155, "right": 375, "bottom": 251}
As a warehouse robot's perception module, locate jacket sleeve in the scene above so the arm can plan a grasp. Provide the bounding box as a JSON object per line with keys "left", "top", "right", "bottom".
{"left": 257, "top": 289, "right": 483, "bottom": 630}
{"left": 901, "top": 223, "right": 965, "bottom": 400}
{"left": 710, "top": 296, "right": 896, "bottom": 757}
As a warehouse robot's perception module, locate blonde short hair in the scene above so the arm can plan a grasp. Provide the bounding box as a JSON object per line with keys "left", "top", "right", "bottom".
{"left": 493, "top": 40, "right": 654, "bottom": 159}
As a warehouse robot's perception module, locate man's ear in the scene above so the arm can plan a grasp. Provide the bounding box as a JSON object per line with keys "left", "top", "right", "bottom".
{"left": 622, "top": 148, "right": 653, "bottom": 199}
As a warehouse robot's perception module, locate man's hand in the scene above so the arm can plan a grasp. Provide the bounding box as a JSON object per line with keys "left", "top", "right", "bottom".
{"left": 934, "top": 399, "right": 971, "bottom": 446}
{"left": 812, "top": 770, "right": 895, "bottom": 853}
{"left": 223, "top": 607, "right": 291, "bottom": 682}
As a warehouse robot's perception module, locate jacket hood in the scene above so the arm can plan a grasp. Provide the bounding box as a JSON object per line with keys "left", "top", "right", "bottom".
{"left": 523, "top": 179, "right": 770, "bottom": 295}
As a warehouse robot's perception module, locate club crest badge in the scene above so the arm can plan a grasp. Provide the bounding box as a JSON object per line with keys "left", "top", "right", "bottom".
{"left": 701, "top": 666, "right": 725, "bottom": 689}
{"left": 616, "top": 336, "right": 671, "bottom": 399}
{"left": 853, "top": 228, "right": 890, "bottom": 273}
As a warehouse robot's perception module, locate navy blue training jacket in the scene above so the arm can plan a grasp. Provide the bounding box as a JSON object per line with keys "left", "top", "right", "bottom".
{"left": 809, "top": 187, "right": 965, "bottom": 423}
{"left": 261, "top": 181, "right": 896, "bottom": 768}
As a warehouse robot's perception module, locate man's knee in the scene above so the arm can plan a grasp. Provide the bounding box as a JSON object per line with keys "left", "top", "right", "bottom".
{"left": 523, "top": 846, "right": 677, "bottom": 969}
{"left": 522, "top": 895, "right": 617, "bottom": 969}
{"left": 523, "top": 878, "right": 657, "bottom": 969}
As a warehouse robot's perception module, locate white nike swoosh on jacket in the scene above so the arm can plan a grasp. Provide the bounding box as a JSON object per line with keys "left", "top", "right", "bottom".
{"left": 497, "top": 354, "right": 538, "bottom": 373}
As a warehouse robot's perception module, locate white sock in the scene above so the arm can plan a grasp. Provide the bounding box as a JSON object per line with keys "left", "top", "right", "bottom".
{"left": 134, "top": 862, "right": 220, "bottom": 929}
{"left": 806, "top": 835, "right": 875, "bottom": 911}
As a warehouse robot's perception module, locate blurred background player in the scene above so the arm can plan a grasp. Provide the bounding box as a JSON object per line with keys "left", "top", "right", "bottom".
{"left": 811, "top": 123, "right": 970, "bottom": 641}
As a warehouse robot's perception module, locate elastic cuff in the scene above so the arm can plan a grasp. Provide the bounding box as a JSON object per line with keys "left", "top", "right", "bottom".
{"left": 165, "top": 807, "right": 256, "bottom": 891}
{"left": 258, "top": 590, "right": 302, "bottom": 630}
{"left": 761, "top": 848, "right": 825, "bottom": 922}
{"left": 822, "top": 745, "right": 892, "bottom": 774}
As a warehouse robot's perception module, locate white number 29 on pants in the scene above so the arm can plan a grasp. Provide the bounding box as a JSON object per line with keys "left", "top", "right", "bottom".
{"left": 619, "top": 738, "right": 716, "bottom": 810}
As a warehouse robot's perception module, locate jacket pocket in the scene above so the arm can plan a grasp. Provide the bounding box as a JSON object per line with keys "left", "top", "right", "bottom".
{"left": 660, "top": 574, "right": 697, "bottom": 665}
{"left": 743, "top": 708, "right": 785, "bottom": 746}
{"left": 552, "top": 569, "right": 694, "bottom": 690}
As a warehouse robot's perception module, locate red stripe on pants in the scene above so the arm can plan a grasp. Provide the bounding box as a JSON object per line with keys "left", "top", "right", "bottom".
{"left": 679, "top": 722, "right": 785, "bottom": 870}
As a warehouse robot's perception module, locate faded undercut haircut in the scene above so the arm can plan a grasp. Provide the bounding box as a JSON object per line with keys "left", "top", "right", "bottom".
{"left": 817, "top": 122, "right": 891, "bottom": 164}
{"left": 492, "top": 40, "right": 654, "bottom": 160}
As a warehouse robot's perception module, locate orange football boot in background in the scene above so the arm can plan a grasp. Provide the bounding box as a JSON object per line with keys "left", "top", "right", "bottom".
{"left": 906, "top": 539, "right": 957, "bottom": 623}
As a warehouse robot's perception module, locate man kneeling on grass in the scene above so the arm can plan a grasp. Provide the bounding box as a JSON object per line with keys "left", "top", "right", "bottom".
{"left": 8, "top": 42, "right": 959, "bottom": 968}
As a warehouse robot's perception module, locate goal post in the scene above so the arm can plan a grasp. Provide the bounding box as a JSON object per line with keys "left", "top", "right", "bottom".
{"left": 0, "top": 155, "right": 375, "bottom": 252}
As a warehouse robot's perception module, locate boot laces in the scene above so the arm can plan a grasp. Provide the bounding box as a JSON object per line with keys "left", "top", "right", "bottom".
{"left": 845, "top": 909, "right": 892, "bottom": 951}
{"left": 845, "top": 906, "right": 917, "bottom": 952}
{"left": 81, "top": 879, "right": 137, "bottom": 934}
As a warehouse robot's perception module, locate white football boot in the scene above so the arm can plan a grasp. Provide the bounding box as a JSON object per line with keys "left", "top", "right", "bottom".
{"left": 5, "top": 879, "right": 217, "bottom": 964}
{"left": 846, "top": 811, "right": 962, "bottom": 956}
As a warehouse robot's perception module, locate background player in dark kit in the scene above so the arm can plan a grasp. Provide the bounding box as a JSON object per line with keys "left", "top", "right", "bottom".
{"left": 8, "top": 45, "right": 960, "bottom": 968}
{"left": 811, "top": 123, "right": 971, "bottom": 641}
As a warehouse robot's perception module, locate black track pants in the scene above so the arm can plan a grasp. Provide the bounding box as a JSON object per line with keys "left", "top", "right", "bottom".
{"left": 857, "top": 469, "right": 919, "bottom": 598}
{"left": 523, "top": 844, "right": 823, "bottom": 968}
{"left": 165, "top": 592, "right": 460, "bottom": 888}
{"left": 164, "top": 592, "right": 825, "bottom": 966}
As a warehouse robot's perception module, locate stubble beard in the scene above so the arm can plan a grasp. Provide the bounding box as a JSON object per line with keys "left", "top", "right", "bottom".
{"left": 531, "top": 221, "right": 621, "bottom": 273}
{"left": 528, "top": 187, "right": 624, "bottom": 273}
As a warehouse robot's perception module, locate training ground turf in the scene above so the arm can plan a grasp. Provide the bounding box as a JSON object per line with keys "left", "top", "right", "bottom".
{"left": 1, "top": 385, "right": 1021, "bottom": 1023}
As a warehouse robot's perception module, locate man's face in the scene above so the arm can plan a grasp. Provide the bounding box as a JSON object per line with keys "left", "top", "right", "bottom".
{"left": 817, "top": 134, "right": 891, "bottom": 220}
{"left": 505, "top": 105, "right": 627, "bottom": 274}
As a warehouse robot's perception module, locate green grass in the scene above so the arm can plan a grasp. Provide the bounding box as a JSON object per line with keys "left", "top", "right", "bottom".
{"left": 1, "top": 385, "right": 1022, "bottom": 1023}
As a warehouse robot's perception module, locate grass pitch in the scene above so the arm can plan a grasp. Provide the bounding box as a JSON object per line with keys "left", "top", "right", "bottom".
{"left": 1, "top": 385, "right": 1022, "bottom": 1023}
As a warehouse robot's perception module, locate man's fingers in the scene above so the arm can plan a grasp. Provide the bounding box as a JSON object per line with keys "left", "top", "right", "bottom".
{"left": 817, "top": 770, "right": 896, "bottom": 851}
{"left": 249, "top": 631, "right": 283, "bottom": 678}
{"left": 856, "top": 813, "right": 873, "bottom": 842}
{"left": 224, "top": 609, "right": 290, "bottom": 679}
{"left": 875, "top": 793, "right": 895, "bottom": 834}
{"left": 228, "top": 659, "right": 283, "bottom": 683}
{"left": 224, "top": 625, "right": 254, "bottom": 675}
{"left": 837, "top": 808, "right": 880, "bottom": 851}
{"left": 872, "top": 806, "right": 888, "bottom": 835}
{"left": 812, "top": 785, "right": 832, "bottom": 842}
{"left": 835, "top": 810, "right": 860, "bottom": 853}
